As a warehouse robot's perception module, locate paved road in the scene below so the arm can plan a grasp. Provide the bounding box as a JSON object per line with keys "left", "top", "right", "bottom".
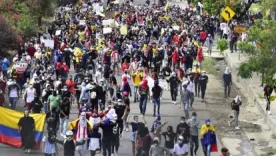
{"left": 0, "top": 1, "right": 225, "bottom": 156}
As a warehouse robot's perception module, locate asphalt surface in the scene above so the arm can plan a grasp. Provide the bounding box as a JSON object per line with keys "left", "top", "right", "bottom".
{"left": 0, "top": 0, "right": 224, "bottom": 156}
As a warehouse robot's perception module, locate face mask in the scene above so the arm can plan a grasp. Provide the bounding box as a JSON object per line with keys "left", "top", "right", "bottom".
{"left": 66, "top": 136, "right": 73, "bottom": 141}
{"left": 178, "top": 140, "right": 183, "bottom": 144}
{"left": 206, "top": 122, "right": 210, "bottom": 126}
{"left": 80, "top": 116, "right": 86, "bottom": 121}
{"left": 180, "top": 120, "right": 185, "bottom": 123}
{"left": 192, "top": 116, "right": 196, "bottom": 120}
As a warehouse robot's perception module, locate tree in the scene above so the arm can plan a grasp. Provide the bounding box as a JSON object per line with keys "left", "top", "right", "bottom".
{"left": 216, "top": 39, "right": 229, "bottom": 54}
{"left": 237, "top": 19, "right": 276, "bottom": 86}
{"left": 0, "top": 16, "right": 19, "bottom": 52}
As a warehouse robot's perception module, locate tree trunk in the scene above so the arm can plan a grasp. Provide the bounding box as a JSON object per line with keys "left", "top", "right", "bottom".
{"left": 38, "top": 16, "right": 42, "bottom": 28}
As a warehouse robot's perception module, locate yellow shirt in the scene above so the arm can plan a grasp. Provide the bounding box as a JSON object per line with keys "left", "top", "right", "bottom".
{"left": 132, "top": 71, "right": 144, "bottom": 86}
{"left": 78, "top": 31, "right": 85, "bottom": 41}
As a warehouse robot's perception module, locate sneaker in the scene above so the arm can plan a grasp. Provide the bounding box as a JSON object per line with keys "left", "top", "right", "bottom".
{"left": 24, "top": 149, "right": 28, "bottom": 153}
{"left": 228, "top": 121, "right": 231, "bottom": 127}
{"left": 172, "top": 101, "right": 174, "bottom": 104}
{"left": 140, "top": 114, "right": 144, "bottom": 118}
{"left": 125, "top": 128, "right": 129, "bottom": 132}
{"left": 111, "top": 154, "right": 114, "bottom": 156}
{"left": 235, "top": 126, "right": 240, "bottom": 130}
{"left": 268, "top": 111, "right": 271, "bottom": 115}
{"left": 27, "top": 149, "right": 31, "bottom": 153}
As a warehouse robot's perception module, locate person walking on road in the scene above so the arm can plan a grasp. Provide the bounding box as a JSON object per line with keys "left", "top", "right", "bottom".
{"left": 18, "top": 110, "right": 35, "bottom": 154}
{"left": 180, "top": 84, "right": 191, "bottom": 118}
{"left": 187, "top": 112, "right": 200, "bottom": 156}
{"left": 138, "top": 79, "right": 149, "bottom": 117}
{"left": 223, "top": 67, "right": 232, "bottom": 98}
{"left": 169, "top": 72, "right": 179, "bottom": 105}
{"left": 199, "top": 71, "right": 208, "bottom": 102}
{"left": 192, "top": 65, "right": 201, "bottom": 97}
{"left": 264, "top": 84, "right": 273, "bottom": 115}
{"left": 151, "top": 80, "right": 162, "bottom": 117}
{"left": 228, "top": 95, "right": 242, "bottom": 130}
{"left": 200, "top": 118, "right": 218, "bottom": 156}
{"left": 176, "top": 117, "right": 190, "bottom": 144}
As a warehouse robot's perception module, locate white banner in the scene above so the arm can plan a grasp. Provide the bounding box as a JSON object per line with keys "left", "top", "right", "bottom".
{"left": 103, "top": 28, "right": 112, "bottom": 34}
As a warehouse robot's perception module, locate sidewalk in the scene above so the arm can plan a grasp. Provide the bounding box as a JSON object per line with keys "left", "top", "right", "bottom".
{"left": 202, "top": 44, "right": 276, "bottom": 155}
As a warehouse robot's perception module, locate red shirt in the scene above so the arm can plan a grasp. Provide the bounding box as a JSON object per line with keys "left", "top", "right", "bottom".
{"left": 56, "top": 62, "right": 62, "bottom": 71}
{"left": 197, "top": 47, "right": 204, "bottom": 62}
{"left": 172, "top": 50, "right": 180, "bottom": 63}
{"left": 65, "top": 79, "right": 75, "bottom": 94}
{"left": 121, "top": 63, "right": 130, "bottom": 72}
{"left": 200, "top": 31, "right": 207, "bottom": 41}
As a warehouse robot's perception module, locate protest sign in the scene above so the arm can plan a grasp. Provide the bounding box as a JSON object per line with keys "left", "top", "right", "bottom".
{"left": 15, "top": 62, "right": 28, "bottom": 74}
{"left": 103, "top": 28, "right": 112, "bottom": 34}
{"left": 173, "top": 26, "right": 180, "bottom": 30}
{"left": 55, "top": 30, "right": 61, "bottom": 36}
{"left": 79, "top": 20, "right": 86, "bottom": 25}
{"left": 120, "top": 25, "right": 128, "bottom": 35}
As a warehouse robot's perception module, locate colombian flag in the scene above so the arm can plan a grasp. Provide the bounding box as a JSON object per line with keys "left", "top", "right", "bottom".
{"left": 0, "top": 107, "right": 46, "bottom": 148}
{"left": 137, "top": 16, "right": 145, "bottom": 25}
{"left": 200, "top": 124, "right": 218, "bottom": 152}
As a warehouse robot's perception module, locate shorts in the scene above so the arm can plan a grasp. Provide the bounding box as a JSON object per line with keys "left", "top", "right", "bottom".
{"left": 130, "top": 132, "right": 136, "bottom": 142}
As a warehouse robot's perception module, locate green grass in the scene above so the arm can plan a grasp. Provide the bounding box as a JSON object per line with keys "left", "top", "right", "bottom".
{"left": 260, "top": 149, "right": 276, "bottom": 156}
{"left": 202, "top": 57, "right": 217, "bottom": 75}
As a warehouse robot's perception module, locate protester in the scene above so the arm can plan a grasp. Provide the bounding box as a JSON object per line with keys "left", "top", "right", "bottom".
{"left": 199, "top": 71, "right": 208, "bottom": 102}
{"left": 228, "top": 95, "right": 242, "bottom": 130}
{"left": 151, "top": 80, "right": 162, "bottom": 117}
{"left": 200, "top": 118, "right": 218, "bottom": 156}
{"left": 223, "top": 67, "right": 232, "bottom": 98}
{"left": 187, "top": 112, "right": 200, "bottom": 156}
{"left": 173, "top": 136, "right": 189, "bottom": 156}
{"left": 18, "top": 110, "right": 35, "bottom": 154}
{"left": 138, "top": 79, "right": 149, "bottom": 117}
{"left": 41, "top": 128, "right": 58, "bottom": 156}
{"left": 162, "top": 125, "right": 177, "bottom": 155}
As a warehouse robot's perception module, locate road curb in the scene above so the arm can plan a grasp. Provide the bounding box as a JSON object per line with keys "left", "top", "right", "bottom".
{"left": 224, "top": 51, "right": 276, "bottom": 134}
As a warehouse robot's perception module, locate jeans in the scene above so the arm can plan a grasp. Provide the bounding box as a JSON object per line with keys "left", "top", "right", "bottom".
{"left": 189, "top": 92, "right": 195, "bottom": 107}
{"left": 194, "top": 81, "right": 200, "bottom": 96}
{"left": 224, "top": 83, "right": 231, "bottom": 97}
{"left": 170, "top": 88, "right": 177, "bottom": 101}
{"left": 190, "top": 135, "right": 199, "bottom": 156}
{"left": 201, "top": 86, "right": 206, "bottom": 100}
{"left": 59, "top": 117, "right": 68, "bottom": 134}
{"left": 134, "top": 86, "right": 139, "bottom": 102}
{"left": 229, "top": 110, "right": 239, "bottom": 127}
{"left": 184, "top": 102, "right": 189, "bottom": 119}
{"left": 102, "top": 138, "right": 112, "bottom": 156}
{"left": 265, "top": 95, "right": 270, "bottom": 111}
{"left": 152, "top": 98, "right": 160, "bottom": 116}
{"left": 204, "top": 144, "right": 211, "bottom": 156}
{"left": 139, "top": 95, "right": 147, "bottom": 115}
{"left": 43, "top": 102, "right": 48, "bottom": 113}
{"left": 9, "top": 97, "right": 18, "bottom": 110}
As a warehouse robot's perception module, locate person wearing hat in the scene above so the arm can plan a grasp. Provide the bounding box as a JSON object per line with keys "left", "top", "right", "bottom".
{"left": 200, "top": 118, "right": 218, "bottom": 156}
{"left": 149, "top": 137, "right": 170, "bottom": 156}
{"left": 205, "top": 34, "right": 213, "bottom": 55}
{"left": 138, "top": 78, "right": 149, "bottom": 117}
{"left": 199, "top": 70, "right": 208, "bottom": 102}
{"left": 151, "top": 80, "right": 162, "bottom": 117}
{"left": 187, "top": 112, "right": 200, "bottom": 156}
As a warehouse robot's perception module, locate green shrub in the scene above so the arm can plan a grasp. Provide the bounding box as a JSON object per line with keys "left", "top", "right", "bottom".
{"left": 216, "top": 39, "right": 229, "bottom": 54}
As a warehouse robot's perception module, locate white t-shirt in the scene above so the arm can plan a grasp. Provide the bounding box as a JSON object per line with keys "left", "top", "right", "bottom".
{"left": 89, "top": 138, "right": 100, "bottom": 150}
{"left": 26, "top": 88, "right": 35, "bottom": 103}
{"left": 173, "top": 144, "right": 188, "bottom": 155}
{"left": 95, "top": 71, "right": 102, "bottom": 83}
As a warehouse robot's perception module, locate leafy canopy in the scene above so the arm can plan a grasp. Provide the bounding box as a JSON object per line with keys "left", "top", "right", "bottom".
{"left": 237, "top": 19, "right": 276, "bottom": 86}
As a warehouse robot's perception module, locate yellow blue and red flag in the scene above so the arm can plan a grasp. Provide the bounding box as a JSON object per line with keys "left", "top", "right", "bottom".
{"left": 0, "top": 107, "right": 46, "bottom": 148}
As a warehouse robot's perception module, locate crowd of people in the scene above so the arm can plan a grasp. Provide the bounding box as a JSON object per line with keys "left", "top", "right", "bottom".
{"left": 0, "top": 0, "right": 239, "bottom": 156}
